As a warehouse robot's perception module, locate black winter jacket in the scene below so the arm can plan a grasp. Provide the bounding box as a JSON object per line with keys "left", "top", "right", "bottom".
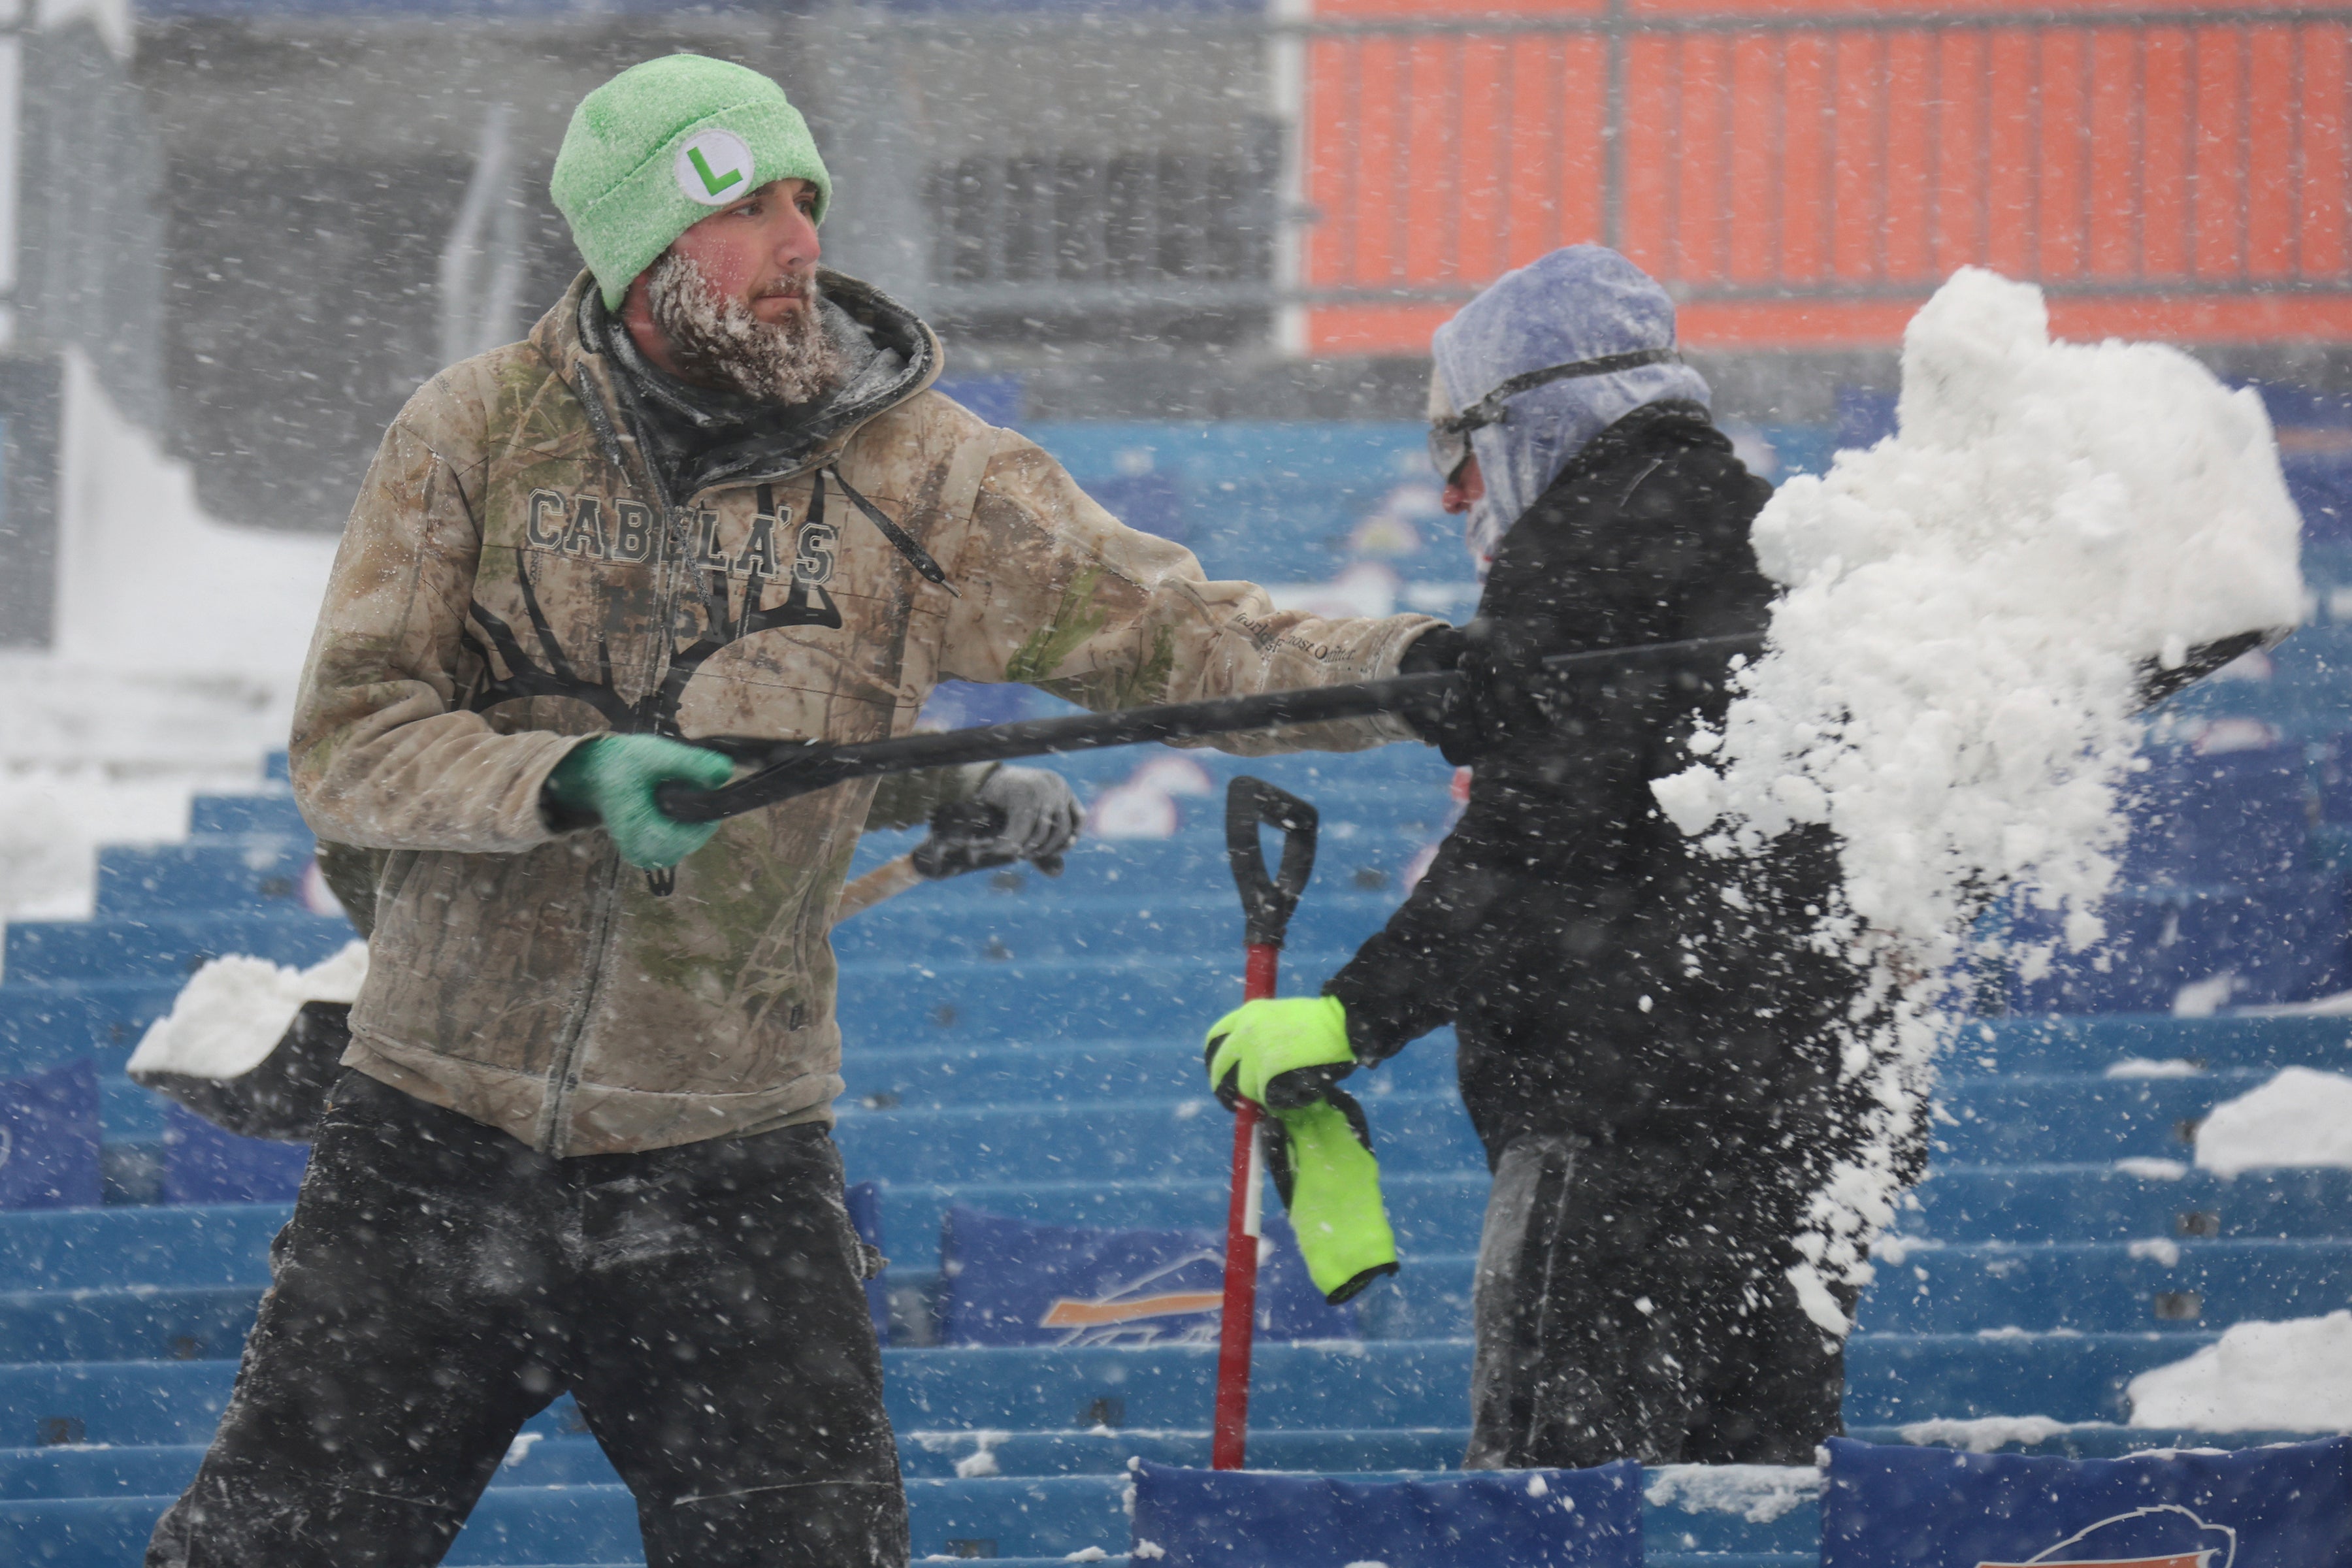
{"left": 1326, "top": 402, "right": 1862, "bottom": 1164}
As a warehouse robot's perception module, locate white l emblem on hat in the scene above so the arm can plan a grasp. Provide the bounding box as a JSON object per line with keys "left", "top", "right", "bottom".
{"left": 676, "top": 129, "right": 755, "bottom": 206}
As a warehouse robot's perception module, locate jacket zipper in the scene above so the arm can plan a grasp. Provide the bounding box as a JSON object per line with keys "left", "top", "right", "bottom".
{"left": 534, "top": 361, "right": 947, "bottom": 1151}
{"left": 535, "top": 843, "right": 627, "bottom": 1156}
{"left": 537, "top": 372, "right": 692, "bottom": 1155}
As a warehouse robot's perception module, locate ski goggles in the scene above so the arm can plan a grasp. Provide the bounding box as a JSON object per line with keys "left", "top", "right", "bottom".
{"left": 1426, "top": 346, "right": 1684, "bottom": 481}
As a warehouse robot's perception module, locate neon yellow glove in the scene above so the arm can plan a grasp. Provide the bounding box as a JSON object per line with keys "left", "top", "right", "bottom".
{"left": 1268, "top": 1094, "right": 1400, "bottom": 1305}
{"left": 1203, "top": 994, "right": 1356, "bottom": 1111}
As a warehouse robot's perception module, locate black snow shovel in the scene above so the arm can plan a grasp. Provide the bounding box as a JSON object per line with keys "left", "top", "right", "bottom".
{"left": 655, "top": 627, "right": 2284, "bottom": 828}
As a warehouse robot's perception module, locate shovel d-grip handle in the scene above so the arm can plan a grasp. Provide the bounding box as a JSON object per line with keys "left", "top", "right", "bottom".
{"left": 1213, "top": 776, "right": 1318, "bottom": 1471}
{"left": 1224, "top": 776, "right": 1318, "bottom": 953}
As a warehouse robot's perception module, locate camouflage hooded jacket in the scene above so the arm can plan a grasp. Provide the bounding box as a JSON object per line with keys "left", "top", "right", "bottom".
{"left": 291, "top": 271, "right": 1437, "bottom": 1156}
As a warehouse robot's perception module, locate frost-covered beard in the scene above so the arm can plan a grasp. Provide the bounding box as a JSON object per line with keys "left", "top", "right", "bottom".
{"left": 645, "top": 252, "right": 840, "bottom": 406}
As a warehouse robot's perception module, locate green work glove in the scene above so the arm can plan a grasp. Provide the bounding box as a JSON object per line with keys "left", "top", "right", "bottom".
{"left": 544, "top": 734, "right": 734, "bottom": 870}
{"left": 1267, "top": 1092, "right": 1401, "bottom": 1305}
{"left": 1203, "top": 994, "right": 1357, "bottom": 1111}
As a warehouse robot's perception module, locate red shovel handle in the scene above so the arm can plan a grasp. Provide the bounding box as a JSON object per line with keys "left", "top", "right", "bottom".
{"left": 1212, "top": 943, "right": 1281, "bottom": 1471}
{"left": 1213, "top": 778, "right": 1316, "bottom": 1471}
{"left": 1213, "top": 1098, "right": 1264, "bottom": 1469}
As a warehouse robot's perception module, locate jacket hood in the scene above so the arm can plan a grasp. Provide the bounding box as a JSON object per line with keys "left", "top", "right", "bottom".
{"left": 1433, "top": 245, "right": 1712, "bottom": 566}
{"left": 538, "top": 266, "right": 943, "bottom": 502}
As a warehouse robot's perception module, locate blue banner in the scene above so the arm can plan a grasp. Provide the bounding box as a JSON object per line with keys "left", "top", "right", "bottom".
{"left": 1130, "top": 1459, "right": 1643, "bottom": 1567}
{"left": 1821, "top": 1435, "right": 2352, "bottom": 1568}
{"left": 163, "top": 1103, "right": 309, "bottom": 1205}
{"left": 939, "top": 1205, "right": 1353, "bottom": 1347}
{"left": 0, "top": 1058, "right": 99, "bottom": 1209}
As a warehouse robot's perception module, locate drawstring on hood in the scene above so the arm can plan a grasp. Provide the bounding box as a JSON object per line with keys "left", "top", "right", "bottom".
{"left": 1432, "top": 245, "right": 1712, "bottom": 572}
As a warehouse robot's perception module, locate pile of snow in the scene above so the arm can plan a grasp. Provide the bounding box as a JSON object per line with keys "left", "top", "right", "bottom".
{"left": 2106, "top": 1057, "right": 2204, "bottom": 1079}
{"left": 0, "top": 764, "right": 214, "bottom": 923}
{"left": 127, "top": 943, "right": 367, "bottom": 1080}
{"left": 1895, "top": 1414, "right": 2074, "bottom": 1452}
{"left": 1643, "top": 1464, "right": 1818, "bottom": 1524}
{"left": 0, "top": 354, "right": 338, "bottom": 923}
{"left": 2128, "top": 1311, "right": 2352, "bottom": 1429}
{"left": 1650, "top": 269, "right": 2304, "bottom": 1335}
{"left": 2193, "top": 1067, "right": 2352, "bottom": 1177}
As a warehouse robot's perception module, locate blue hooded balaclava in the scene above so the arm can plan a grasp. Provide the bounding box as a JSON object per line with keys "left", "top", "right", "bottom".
{"left": 1432, "top": 244, "right": 1711, "bottom": 570}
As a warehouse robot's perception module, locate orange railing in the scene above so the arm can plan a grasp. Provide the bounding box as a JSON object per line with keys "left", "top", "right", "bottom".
{"left": 1295, "top": 0, "right": 2352, "bottom": 352}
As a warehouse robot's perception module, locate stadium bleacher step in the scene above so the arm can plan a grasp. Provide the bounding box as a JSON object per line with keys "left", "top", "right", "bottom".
{"left": 2, "top": 1475, "right": 1823, "bottom": 1566}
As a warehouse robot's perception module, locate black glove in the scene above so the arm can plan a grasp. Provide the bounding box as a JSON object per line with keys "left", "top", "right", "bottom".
{"left": 1400, "top": 619, "right": 1565, "bottom": 766}
{"left": 909, "top": 766, "right": 1082, "bottom": 879}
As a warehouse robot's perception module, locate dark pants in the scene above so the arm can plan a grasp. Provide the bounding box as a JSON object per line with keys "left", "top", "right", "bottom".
{"left": 1463, "top": 1125, "right": 1857, "bottom": 1471}
{"left": 147, "top": 1071, "right": 906, "bottom": 1568}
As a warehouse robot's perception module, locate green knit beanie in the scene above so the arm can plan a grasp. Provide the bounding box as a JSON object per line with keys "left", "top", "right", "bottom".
{"left": 553, "top": 54, "right": 833, "bottom": 310}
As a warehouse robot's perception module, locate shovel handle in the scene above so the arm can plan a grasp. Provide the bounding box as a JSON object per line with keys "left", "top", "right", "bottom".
{"left": 1213, "top": 1090, "right": 1266, "bottom": 1472}
{"left": 1213, "top": 777, "right": 1318, "bottom": 1471}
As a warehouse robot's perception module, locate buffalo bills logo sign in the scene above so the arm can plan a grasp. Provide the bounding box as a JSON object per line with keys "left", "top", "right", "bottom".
{"left": 1976, "top": 1503, "right": 2234, "bottom": 1568}
{"left": 1820, "top": 1437, "right": 2349, "bottom": 1568}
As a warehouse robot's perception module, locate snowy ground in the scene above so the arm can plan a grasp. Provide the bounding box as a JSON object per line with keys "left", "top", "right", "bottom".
{"left": 0, "top": 353, "right": 338, "bottom": 923}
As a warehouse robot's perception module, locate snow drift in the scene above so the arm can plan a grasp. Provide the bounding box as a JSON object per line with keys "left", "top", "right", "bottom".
{"left": 2193, "top": 1066, "right": 2352, "bottom": 1177}
{"left": 1, "top": 353, "right": 342, "bottom": 921}
{"left": 1652, "top": 268, "right": 2305, "bottom": 1335}
{"left": 2129, "top": 1311, "right": 2352, "bottom": 1430}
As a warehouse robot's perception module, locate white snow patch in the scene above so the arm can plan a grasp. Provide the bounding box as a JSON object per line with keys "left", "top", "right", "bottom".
{"left": 2173, "top": 973, "right": 2239, "bottom": 1018}
{"left": 1085, "top": 781, "right": 1178, "bottom": 840}
{"left": 1083, "top": 756, "right": 1213, "bottom": 840}
{"left": 1643, "top": 1464, "right": 1819, "bottom": 1524}
{"left": 500, "top": 1431, "right": 544, "bottom": 1468}
{"left": 1787, "top": 1262, "right": 1852, "bottom": 1337}
{"left": 0, "top": 762, "right": 223, "bottom": 924}
{"left": 1871, "top": 1235, "right": 1932, "bottom": 1265}
{"left": 1647, "top": 270, "right": 2302, "bottom": 1333}
{"left": 1064, "top": 1551, "right": 1111, "bottom": 1563}
{"left": 1131, "top": 1541, "right": 1166, "bottom": 1560}
{"left": 2128, "top": 1312, "right": 2352, "bottom": 1430}
{"left": 127, "top": 943, "right": 368, "bottom": 1079}
{"left": 0, "top": 355, "right": 339, "bottom": 924}
{"left": 2115, "top": 1157, "right": 2190, "bottom": 1181}
{"left": 1524, "top": 1474, "right": 1547, "bottom": 1497}
{"left": 2127, "top": 1237, "right": 2183, "bottom": 1267}
{"left": 2194, "top": 1068, "right": 2352, "bottom": 1176}
{"left": 39, "top": 0, "right": 136, "bottom": 59}
{"left": 2106, "top": 1057, "right": 2204, "bottom": 1079}
{"left": 2233, "top": 988, "right": 2352, "bottom": 1017}
{"left": 51, "top": 352, "right": 336, "bottom": 683}
{"left": 1896, "top": 1415, "right": 2073, "bottom": 1452}
{"left": 1127, "top": 756, "right": 1215, "bottom": 798}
